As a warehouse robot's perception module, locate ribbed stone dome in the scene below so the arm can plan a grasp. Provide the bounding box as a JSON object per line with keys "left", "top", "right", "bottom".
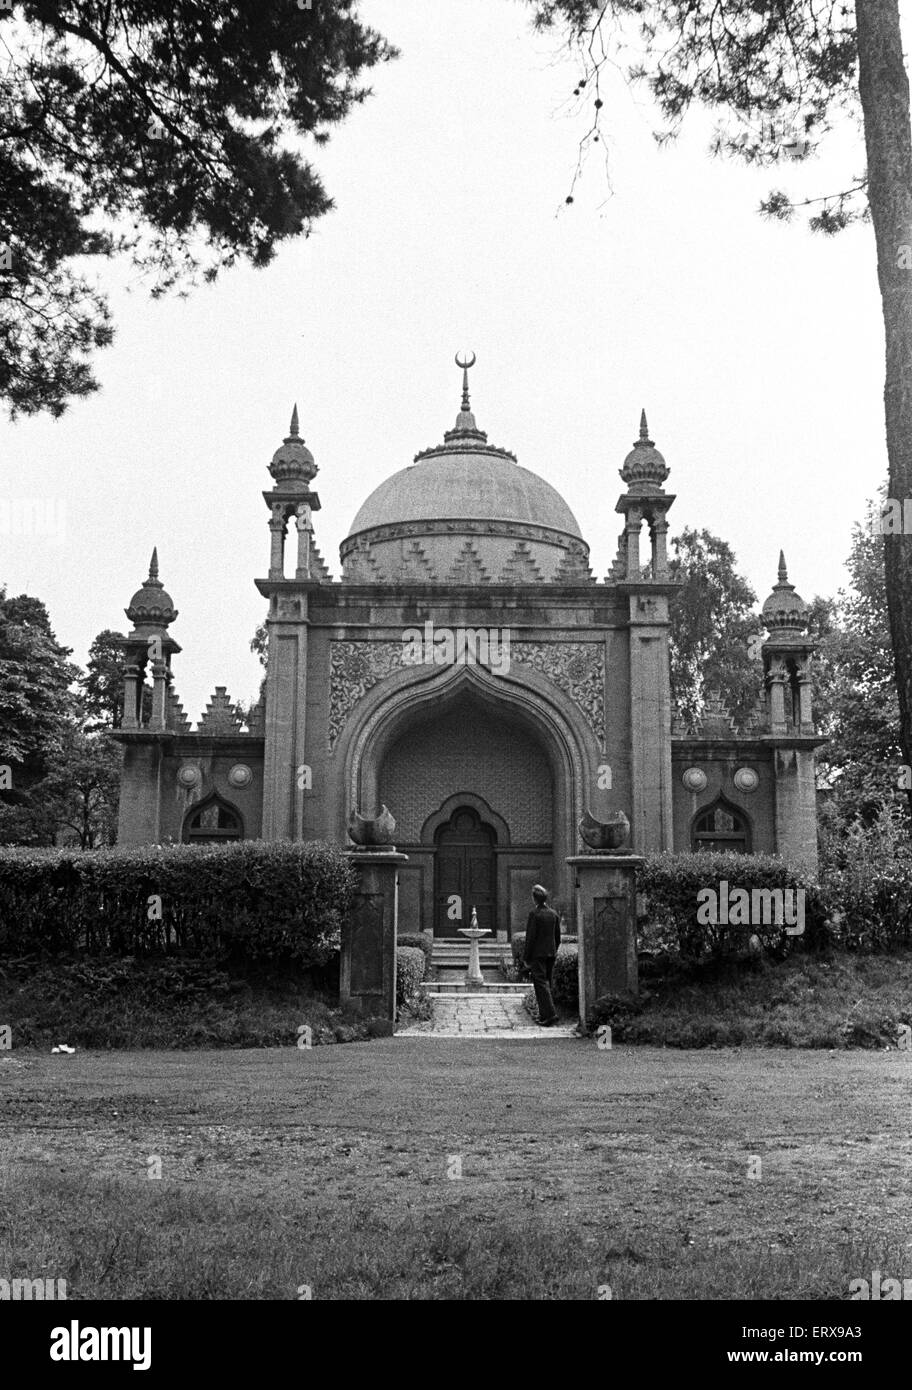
{"left": 347, "top": 450, "right": 583, "bottom": 539}
{"left": 125, "top": 549, "right": 178, "bottom": 629}
{"left": 762, "top": 552, "right": 809, "bottom": 633}
{"left": 341, "top": 362, "right": 590, "bottom": 584}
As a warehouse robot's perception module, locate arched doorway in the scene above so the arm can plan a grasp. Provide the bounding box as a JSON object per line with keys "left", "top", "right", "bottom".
{"left": 433, "top": 805, "right": 497, "bottom": 937}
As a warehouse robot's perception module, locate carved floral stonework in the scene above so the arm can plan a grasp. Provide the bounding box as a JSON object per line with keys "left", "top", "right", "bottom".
{"left": 328, "top": 637, "right": 606, "bottom": 750}
{"left": 329, "top": 641, "right": 402, "bottom": 749}
{"left": 510, "top": 641, "right": 605, "bottom": 744}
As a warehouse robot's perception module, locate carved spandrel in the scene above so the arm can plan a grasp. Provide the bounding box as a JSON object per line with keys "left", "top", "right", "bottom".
{"left": 328, "top": 638, "right": 606, "bottom": 750}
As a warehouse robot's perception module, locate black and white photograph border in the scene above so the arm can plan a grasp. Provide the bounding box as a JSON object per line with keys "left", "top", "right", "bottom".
{"left": 0, "top": 0, "right": 911, "bottom": 1358}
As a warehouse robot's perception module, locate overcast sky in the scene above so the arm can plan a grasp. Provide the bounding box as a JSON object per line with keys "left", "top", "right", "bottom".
{"left": 0, "top": 0, "right": 898, "bottom": 723}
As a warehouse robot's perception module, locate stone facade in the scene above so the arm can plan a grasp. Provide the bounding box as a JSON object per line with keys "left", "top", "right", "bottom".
{"left": 113, "top": 365, "right": 824, "bottom": 935}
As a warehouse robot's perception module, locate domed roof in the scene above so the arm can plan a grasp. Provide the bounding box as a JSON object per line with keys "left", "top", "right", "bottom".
{"left": 348, "top": 450, "right": 583, "bottom": 540}
{"left": 269, "top": 404, "right": 317, "bottom": 491}
{"left": 125, "top": 549, "right": 178, "bottom": 629}
{"left": 347, "top": 362, "right": 582, "bottom": 543}
{"left": 762, "top": 552, "right": 809, "bottom": 633}
{"left": 620, "top": 410, "right": 670, "bottom": 494}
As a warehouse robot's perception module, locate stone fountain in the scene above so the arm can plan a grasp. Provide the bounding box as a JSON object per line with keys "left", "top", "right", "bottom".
{"left": 458, "top": 905, "right": 490, "bottom": 989}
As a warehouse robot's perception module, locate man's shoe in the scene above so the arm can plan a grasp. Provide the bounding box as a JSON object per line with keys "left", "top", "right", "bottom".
{"left": 539, "top": 1017, "right": 557, "bottom": 1027}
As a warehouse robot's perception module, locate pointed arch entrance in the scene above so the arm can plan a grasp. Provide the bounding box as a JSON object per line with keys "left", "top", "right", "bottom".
{"left": 433, "top": 804, "right": 497, "bottom": 937}
{"left": 334, "top": 659, "right": 603, "bottom": 936}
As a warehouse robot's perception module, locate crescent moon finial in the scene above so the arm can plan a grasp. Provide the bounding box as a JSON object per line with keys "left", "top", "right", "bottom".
{"left": 455, "top": 351, "right": 476, "bottom": 414}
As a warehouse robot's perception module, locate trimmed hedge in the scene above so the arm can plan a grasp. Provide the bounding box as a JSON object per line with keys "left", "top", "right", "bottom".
{"left": 396, "top": 945, "right": 425, "bottom": 1006}
{"left": 637, "top": 852, "right": 828, "bottom": 962}
{"left": 552, "top": 946, "right": 579, "bottom": 1008}
{"left": 397, "top": 932, "right": 433, "bottom": 973}
{"left": 0, "top": 841, "right": 356, "bottom": 968}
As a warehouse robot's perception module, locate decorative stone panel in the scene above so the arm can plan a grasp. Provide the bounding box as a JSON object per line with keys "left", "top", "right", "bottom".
{"left": 328, "top": 637, "right": 606, "bottom": 751}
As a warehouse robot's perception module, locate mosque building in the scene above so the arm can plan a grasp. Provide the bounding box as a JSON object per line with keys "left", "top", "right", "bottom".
{"left": 113, "top": 358, "right": 821, "bottom": 936}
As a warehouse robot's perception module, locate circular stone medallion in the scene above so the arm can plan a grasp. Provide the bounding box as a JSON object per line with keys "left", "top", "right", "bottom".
{"left": 228, "top": 764, "right": 252, "bottom": 788}
{"left": 177, "top": 765, "right": 201, "bottom": 789}
{"left": 682, "top": 767, "right": 708, "bottom": 793}
{"left": 733, "top": 766, "right": 760, "bottom": 793}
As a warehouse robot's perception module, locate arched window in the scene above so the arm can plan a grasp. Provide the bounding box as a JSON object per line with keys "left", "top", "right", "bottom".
{"left": 182, "top": 795, "right": 243, "bottom": 844}
{"left": 691, "top": 798, "right": 751, "bottom": 854}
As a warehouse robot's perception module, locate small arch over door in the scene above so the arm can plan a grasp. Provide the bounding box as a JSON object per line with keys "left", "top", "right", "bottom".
{"left": 691, "top": 798, "right": 751, "bottom": 854}
{"left": 182, "top": 794, "right": 243, "bottom": 844}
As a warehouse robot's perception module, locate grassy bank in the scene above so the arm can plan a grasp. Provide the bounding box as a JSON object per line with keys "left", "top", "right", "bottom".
{"left": 0, "top": 956, "right": 393, "bottom": 1049}
{"left": 606, "top": 950, "right": 912, "bottom": 1048}
{"left": 3, "top": 948, "right": 912, "bottom": 1050}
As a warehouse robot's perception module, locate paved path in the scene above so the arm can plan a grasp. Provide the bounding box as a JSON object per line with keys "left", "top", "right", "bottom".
{"left": 397, "top": 991, "right": 578, "bottom": 1038}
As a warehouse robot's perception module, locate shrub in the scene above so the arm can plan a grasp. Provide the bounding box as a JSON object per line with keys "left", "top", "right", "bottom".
{"left": 551, "top": 946, "right": 579, "bottom": 1009}
{"left": 0, "top": 953, "right": 375, "bottom": 1049}
{"left": 396, "top": 946, "right": 425, "bottom": 1007}
{"left": 590, "top": 992, "right": 644, "bottom": 1036}
{"left": 511, "top": 932, "right": 526, "bottom": 968}
{"left": 818, "top": 812, "right": 912, "bottom": 952}
{"left": 0, "top": 841, "right": 356, "bottom": 968}
{"left": 637, "top": 852, "right": 827, "bottom": 963}
{"left": 403, "top": 983, "right": 433, "bottom": 1022}
{"left": 397, "top": 932, "right": 433, "bottom": 973}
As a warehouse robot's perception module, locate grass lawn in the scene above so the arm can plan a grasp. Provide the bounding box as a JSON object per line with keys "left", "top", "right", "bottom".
{"left": 1, "top": 1043, "right": 911, "bottom": 1299}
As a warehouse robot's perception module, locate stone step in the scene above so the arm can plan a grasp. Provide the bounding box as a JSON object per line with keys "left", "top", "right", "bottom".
{"left": 430, "top": 942, "right": 509, "bottom": 953}
{"left": 395, "top": 989, "right": 578, "bottom": 1038}
{"left": 426, "top": 982, "right": 528, "bottom": 994}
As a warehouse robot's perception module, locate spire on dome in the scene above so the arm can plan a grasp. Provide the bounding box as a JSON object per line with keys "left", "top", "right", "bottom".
{"left": 125, "top": 547, "right": 177, "bottom": 631}
{"left": 269, "top": 403, "right": 317, "bottom": 489}
{"left": 761, "top": 551, "right": 809, "bottom": 635}
{"left": 639, "top": 409, "right": 651, "bottom": 443}
{"left": 443, "top": 351, "right": 488, "bottom": 445}
{"left": 459, "top": 354, "right": 473, "bottom": 414}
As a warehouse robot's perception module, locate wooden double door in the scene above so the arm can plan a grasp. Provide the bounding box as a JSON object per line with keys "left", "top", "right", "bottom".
{"left": 433, "top": 806, "right": 497, "bottom": 937}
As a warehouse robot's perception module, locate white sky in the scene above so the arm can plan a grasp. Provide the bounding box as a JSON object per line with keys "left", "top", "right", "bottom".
{"left": 0, "top": 0, "right": 900, "bottom": 722}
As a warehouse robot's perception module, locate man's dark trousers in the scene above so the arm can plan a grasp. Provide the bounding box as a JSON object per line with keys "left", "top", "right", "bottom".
{"left": 528, "top": 955, "right": 557, "bottom": 1023}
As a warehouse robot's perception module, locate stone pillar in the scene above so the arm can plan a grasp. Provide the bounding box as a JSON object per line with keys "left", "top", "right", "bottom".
{"left": 627, "top": 594, "right": 674, "bottom": 853}
{"left": 625, "top": 509, "right": 642, "bottom": 579}
{"left": 766, "top": 658, "right": 788, "bottom": 734}
{"left": 773, "top": 748, "right": 819, "bottom": 874}
{"left": 122, "top": 664, "right": 141, "bottom": 729}
{"left": 341, "top": 850, "right": 408, "bottom": 1020}
{"left": 149, "top": 661, "right": 168, "bottom": 730}
{"left": 650, "top": 515, "right": 669, "bottom": 579}
{"left": 567, "top": 853, "right": 643, "bottom": 1028}
{"left": 262, "top": 597, "right": 308, "bottom": 841}
{"left": 796, "top": 663, "right": 814, "bottom": 733}
{"left": 269, "top": 505, "right": 287, "bottom": 579}
{"left": 295, "top": 504, "right": 312, "bottom": 580}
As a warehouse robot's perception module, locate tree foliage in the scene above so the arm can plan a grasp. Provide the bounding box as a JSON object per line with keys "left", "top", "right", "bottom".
{"left": 0, "top": 0, "right": 396, "bottom": 416}
{"left": 529, "top": 0, "right": 861, "bottom": 225}
{"left": 814, "top": 496, "right": 907, "bottom": 829}
{"left": 668, "top": 526, "right": 763, "bottom": 730}
{"left": 80, "top": 627, "right": 151, "bottom": 730}
{"left": 528, "top": 0, "right": 912, "bottom": 826}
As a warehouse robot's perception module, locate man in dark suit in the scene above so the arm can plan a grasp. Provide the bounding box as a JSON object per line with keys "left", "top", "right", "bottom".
{"left": 523, "top": 884, "right": 561, "bottom": 1027}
